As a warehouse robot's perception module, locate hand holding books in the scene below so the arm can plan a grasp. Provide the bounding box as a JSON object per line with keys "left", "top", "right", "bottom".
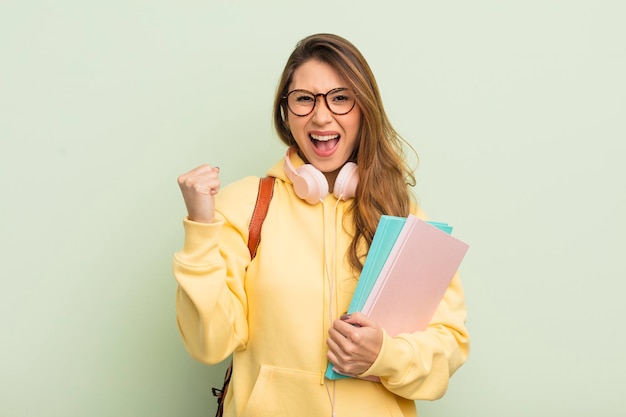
{"left": 326, "top": 313, "right": 383, "bottom": 377}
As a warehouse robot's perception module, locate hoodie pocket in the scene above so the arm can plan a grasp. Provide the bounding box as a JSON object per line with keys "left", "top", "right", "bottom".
{"left": 240, "top": 364, "right": 407, "bottom": 417}
{"left": 241, "top": 365, "right": 327, "bottom": 417}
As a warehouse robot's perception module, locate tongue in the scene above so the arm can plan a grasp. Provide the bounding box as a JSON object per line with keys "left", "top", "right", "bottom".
{"left": 314, "top": 138, "right": 339, "bottom": 152}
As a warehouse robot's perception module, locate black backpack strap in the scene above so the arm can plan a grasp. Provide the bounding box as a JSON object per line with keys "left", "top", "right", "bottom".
{"left": 212, "top": 361, "right": 232, "bottom": 417}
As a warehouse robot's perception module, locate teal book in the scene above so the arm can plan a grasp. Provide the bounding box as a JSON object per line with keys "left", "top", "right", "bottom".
{"left": 324, "top": 216, "right": 454, "bottom": 380}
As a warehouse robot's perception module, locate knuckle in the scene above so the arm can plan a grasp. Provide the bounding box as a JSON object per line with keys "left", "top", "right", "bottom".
{"left": 348, "top": 330, "right": 361, "bottom": 344}
{"left": 345, "top": 345, "right": 358, "bottom": 356}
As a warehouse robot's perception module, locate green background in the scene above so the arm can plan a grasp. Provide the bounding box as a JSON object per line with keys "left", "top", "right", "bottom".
{"left": 1, "top": 1, "right": 624, "bottom": 416}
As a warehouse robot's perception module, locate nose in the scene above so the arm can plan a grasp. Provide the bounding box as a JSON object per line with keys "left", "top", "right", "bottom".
{"left": 311, "top": 95, "right": 333, "bottom": 125}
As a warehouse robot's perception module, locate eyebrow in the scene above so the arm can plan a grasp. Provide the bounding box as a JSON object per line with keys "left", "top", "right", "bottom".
{"left": 287, "top": 87, "right": 349, "bottom": 94}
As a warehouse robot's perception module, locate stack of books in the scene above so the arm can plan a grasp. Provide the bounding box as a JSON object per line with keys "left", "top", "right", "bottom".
{"left": 325, "top": 214, "right": 469, "bottom": 380}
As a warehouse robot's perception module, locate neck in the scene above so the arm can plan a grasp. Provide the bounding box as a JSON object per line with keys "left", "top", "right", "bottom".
{"left": 324, "top": 169, "right": 341, "bottom": 192}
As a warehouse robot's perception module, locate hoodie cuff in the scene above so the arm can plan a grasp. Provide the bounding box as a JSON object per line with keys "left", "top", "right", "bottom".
{"left": 176, "top": 217, "right": 224, "bottom": 266}
{"left": 358, "top": 330, "right": 415, "bottom": 383}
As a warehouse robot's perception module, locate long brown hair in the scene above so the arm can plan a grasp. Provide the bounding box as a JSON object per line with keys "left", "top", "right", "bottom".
{"left": 273, "top": 33, "right": 416, "bottom": 273}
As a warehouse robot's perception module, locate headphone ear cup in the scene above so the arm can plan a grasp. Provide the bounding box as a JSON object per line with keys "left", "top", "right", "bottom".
{"left": 293, "top": 164, "right": 329, "bottom": 204}
{"left": 333, "top": 162, "right": 359, "bottom": 200}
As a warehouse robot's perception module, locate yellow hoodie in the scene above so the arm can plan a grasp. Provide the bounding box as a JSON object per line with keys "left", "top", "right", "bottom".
{"left": 173, "top": 153, "right": 469, "bottom": 417}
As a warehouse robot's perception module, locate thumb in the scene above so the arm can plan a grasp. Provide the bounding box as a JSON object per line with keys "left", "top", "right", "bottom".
{"left": 209, "top": 166, "right": 220, "bottom": 195}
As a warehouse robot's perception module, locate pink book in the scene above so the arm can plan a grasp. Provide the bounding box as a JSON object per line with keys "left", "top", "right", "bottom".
{"left": 361, "top": 215, "right": 469, "bottom": 336}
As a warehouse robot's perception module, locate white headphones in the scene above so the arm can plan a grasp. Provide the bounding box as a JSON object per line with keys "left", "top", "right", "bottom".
{"left": 283, "top": 147, "right": 359, "bottom": 204}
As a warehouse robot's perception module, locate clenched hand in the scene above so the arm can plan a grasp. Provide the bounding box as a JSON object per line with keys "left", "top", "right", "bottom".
{"left": 177, "top": 165, "right": 220, "bottom": 223}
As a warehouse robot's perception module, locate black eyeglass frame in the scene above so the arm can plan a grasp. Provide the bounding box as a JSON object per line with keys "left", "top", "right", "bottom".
{"left": 282, "top": 88, "right": 358, "bottom": 117}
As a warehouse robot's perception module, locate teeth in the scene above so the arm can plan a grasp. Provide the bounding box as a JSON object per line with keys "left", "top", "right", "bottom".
{"left": 310, "top": 134, "right": 339, "bottom": 141}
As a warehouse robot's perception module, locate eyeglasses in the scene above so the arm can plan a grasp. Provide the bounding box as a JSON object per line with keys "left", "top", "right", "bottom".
{"left": 283, "top": 88, "right": 357, "bottom": 117}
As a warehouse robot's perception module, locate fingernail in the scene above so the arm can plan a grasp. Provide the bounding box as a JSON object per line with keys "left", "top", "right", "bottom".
{"left": 340, "top": 314, "right": 351, "bottom": 321}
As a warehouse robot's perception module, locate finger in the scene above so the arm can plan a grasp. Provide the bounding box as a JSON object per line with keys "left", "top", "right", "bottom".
{"left": 329, "top": 324, "right": 363, "bottom": 358}
{"left": 341, "top": 312, "right": 378, "bottom": 329}
{"left": 326, "top": 336, "right": 355, "bottom": 375}
{"left": 190, "top": 178, "right": 220, "bottom": 196}
{"left": 178, "top": 164, "right": 219, "bottom": 183}
{"left": 208, "top": 181, "right": 220, "bottom": 195}
{"left": 328, "top": 325, "right": 350, "bottom": 348}
{"left": 179, "top": 164, "right": 211, "bottom": 179}
{"left": 179, "top": 170, "right": 221, "bottom": 196}
{"left": 326, "top": 343, "right": 362, "bottom": 377}
{"left": 326, "top": 336, "right": 341, "bottom": 362}
{"left": 202, "top": 167, "right": 221, "bottom": 194}
{"left": 330, "top": 319, "right": 355, "bottom": 341}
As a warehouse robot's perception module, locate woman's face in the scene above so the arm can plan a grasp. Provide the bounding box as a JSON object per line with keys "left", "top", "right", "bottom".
{"left": 286, "top": 60, "right": 361, "bottom": 179}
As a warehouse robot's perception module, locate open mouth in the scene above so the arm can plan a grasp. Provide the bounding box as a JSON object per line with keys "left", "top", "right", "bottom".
{"left": 310, "top": 133, "right": 340, "bottom": 152}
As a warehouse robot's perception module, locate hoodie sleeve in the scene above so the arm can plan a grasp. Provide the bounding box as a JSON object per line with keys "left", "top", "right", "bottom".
{"left": 172, "top": 176, "right": 259, "bottom": 364}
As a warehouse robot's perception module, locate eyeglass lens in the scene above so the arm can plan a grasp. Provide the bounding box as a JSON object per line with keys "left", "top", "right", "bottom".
{"left": 286, "top": 89, "right": 356, "bottom": 116}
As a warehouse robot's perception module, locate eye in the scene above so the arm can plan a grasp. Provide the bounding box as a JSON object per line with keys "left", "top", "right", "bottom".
{"left": 295, "top": 94, "right": 314, "bottom": 103}
{"left": 289, "top": 91, "right": 314, "bottom": 103}
{"left": 331, "top": 94, "right": 350, "bottom": 102}
{"left": 329, "top": 90, "right": 354, "bottom": 104}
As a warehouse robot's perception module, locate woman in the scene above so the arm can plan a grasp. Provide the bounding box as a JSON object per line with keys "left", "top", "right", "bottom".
{"left": 174, "top": 33, "right": 469, "bottom": 417}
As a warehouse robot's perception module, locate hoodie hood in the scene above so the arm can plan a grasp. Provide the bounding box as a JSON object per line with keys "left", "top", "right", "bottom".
{"left": 265, "top": 148, "right": 301, "bottom": 183}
